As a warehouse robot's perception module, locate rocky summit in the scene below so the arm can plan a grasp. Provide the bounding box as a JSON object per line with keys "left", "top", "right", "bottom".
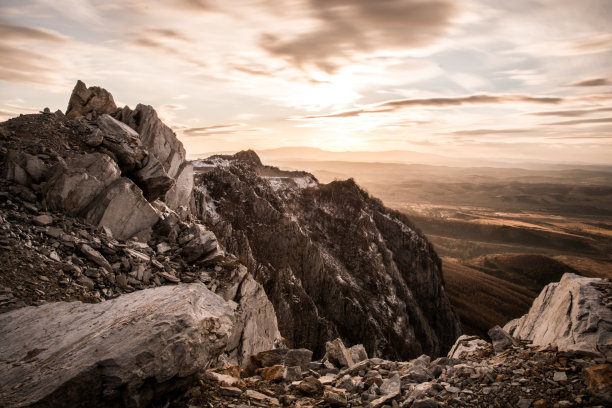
{"left": 0, "top": 82, "right": 610, "bottom": 407}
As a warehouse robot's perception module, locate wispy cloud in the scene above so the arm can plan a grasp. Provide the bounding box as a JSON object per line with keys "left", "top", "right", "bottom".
{"left": 527, "top": 107, "right": 612, "bottom": 117}
{"left": 568, "top": 78, "right": 612, "bottom": 87}
{"left": 182, "top": 123, "right": 265, "bottom": 138}
{"left": 545, "top": 117, "right": 612, "bottom": 126}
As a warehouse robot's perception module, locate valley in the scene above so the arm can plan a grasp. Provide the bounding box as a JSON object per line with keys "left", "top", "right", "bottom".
{"left": 260, "top": 155, "right": 612, "bottom": 337}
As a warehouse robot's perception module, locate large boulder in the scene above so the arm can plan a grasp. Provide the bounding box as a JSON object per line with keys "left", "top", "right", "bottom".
{"left": 4, "top": 150, "right": 46, "bottom": 186}
{"left": 116, "top": 104, "right": 186, "bottom": 179}
{"left": 0, "top": 284, "right": 234, "bottom": 408}
{"left": 96, "top": 114, "right": 148, "bottom": 173}
{"left": 43, "top": 153, "right": 121, "bottom": 216}
{"left": 66, "top": 80, "right": 118, "bottom": 119}
{"left": 83, "top": 178, "right": 160, "bottom": 241}
{"left": 133, "top": 155, "right": 175, "bottom": 201}
{"left": 505, "top": 273, "right": 612, "bottom": 358}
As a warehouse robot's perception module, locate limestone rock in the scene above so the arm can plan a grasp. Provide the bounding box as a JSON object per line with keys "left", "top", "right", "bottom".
{"left": 96, "top": 114, "right": 148, "bottom": 173}
{"left": 83, "top": 178, "right": 160, "bottom": 241}
{"left": 116, "top": 104, "right": 186, "bottom": 179}
{"left": 66, "top": 80, "right": 118, "bottom": 119}
{"left": 43, "top": 153, "right": 121, "bottom": 216}
{"left": 0, "top": 284, "right": 234, "bottom": 407}
{"left": 504, "top": 273, "right": 612, "bottom": 358}
{"left": 165, "top": 161, "right": 193, "bottom": 210}
{"left": 133, "top": 155, "right": 174, "bottom": 201}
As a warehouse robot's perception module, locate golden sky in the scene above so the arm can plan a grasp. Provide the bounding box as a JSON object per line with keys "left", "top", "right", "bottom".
{"left": 1, "top": 0, "right": 611, "bottom": 164}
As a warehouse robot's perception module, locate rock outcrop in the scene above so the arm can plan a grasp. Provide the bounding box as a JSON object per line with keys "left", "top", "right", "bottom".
{"left": 193, "top": 153, "right": 461, "bottom": 360}
{"left": 505, "top": 273, "right": 612, "bottom": 359}
{"left": 0, "top": 284, "right": 234, "bottom": 408}
{"left": 66, "top": 80, "right": 118, "bottom": 119}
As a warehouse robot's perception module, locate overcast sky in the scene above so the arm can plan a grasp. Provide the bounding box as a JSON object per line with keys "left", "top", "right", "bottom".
{"left": 1, "top": 0, "right": 611, "bottom": 164}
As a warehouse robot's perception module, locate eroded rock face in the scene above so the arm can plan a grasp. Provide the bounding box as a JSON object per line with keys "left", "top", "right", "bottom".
{"left": 96, "top": 114, "right": 148, "bottom": 173}
{"left": 504, "top": 273, "right": 612, "bottom": 358}
{"left": 66, "top": 80, "right": 118, "bottom": 119}
{"left": 0, "top": 284, "right": 234, "bottom": 408}
{"left": 194, "top": 153, "right": 461, "bottom": 360}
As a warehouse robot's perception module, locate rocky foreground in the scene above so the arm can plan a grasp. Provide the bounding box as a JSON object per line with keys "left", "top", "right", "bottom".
{"left": 0, "top": 82, "right": 611, "bottom": 407}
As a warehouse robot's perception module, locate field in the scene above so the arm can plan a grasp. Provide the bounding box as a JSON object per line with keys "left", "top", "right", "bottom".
{"left": 260, "top": 154, "right": 612, "bottom": 336}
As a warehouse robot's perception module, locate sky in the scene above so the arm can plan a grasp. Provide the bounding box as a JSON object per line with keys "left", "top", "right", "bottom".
{"left": 1, "top": 0, "right": 611, "bottom": 164}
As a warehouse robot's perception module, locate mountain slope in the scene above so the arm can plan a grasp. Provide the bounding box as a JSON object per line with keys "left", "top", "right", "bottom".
{"left": 191, "top": 151, "right": 461, "bottom": 360}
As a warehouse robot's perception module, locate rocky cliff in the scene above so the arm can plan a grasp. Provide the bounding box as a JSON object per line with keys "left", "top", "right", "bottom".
{"left": 191, "top": 153, "right": 461, "bottom": 359}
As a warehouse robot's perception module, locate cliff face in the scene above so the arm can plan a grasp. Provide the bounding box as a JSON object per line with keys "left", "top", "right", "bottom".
{"left": 192, "top": 152, "right": 461, "bottom": 360}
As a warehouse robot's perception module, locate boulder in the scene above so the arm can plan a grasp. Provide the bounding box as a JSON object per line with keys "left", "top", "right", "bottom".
{"left": 164, "top": 162, "right": 193, "bottom": 210}
{"left": 116, "top": 104, "right": 186, "bottom": 179}
{"left": 0, "top": 284, "right": 234, "bottom": 408}
{"left": 96, "top": 114, "right": 148, "bottom": 173}
{"left": 179, "top": 223, "right": 219, "bottom": 263}
{"left": 488, "top": 325, "right": 518, "bottom": 353}
{"left": 325, "top": 338, "right": 354, "bottom": 368}
{"left": 43, "top": 153, "right": 121, "bottom": 216}
{"left": 4, "top": 150, "right": 46, "bottom": 186}
{"left": 66, "top": 80, "right": 118, "bottom": 119}
{"left": 82, "top": 178, "right": 160, "bottom": 241}
{"left": 447, "top": 335, "right": 490, "bottom": 359}
{"left": 504, "top": 273, "right": 612, "bottom": 358}
{"left": 132, "top": 155, "right": 174, "bottom": 201}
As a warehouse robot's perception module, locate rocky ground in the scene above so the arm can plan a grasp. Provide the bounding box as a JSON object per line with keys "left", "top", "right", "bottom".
{"left": 170, "top": 336, "right": 611, "bottom": 408}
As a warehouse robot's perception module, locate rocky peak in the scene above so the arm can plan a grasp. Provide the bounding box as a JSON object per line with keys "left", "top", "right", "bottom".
{"left": 234, "top": 149, "right": 263, "bottom": 167}
{"left": 66, "top": 80, "right": 118, "bottom": 119}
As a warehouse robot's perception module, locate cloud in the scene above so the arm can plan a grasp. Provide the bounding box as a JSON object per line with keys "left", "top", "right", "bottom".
{"left": 0, "top": 44, "right": 66, "bottom": 86}
{"left": 446, "top": 128, "right": 533, "bottom": 136}
{"left": 568, "top": 78, "right": 612, "bottom": 87}
{"left": 294, "top": 94, "right": 564, "bottom": 119}
{"left": 160, "top": 103, "right": 185, "bottom": 111}
{"left": 527, "top": 107, "right": 612, "bottom": 117}
{"left": 0, "top": 22, "right": 69, "bottom": 43}
{"left": 182, "top": 123, "right": 265, "bottom": 137}
{"left": 130, "top": 36, "right": 207, "bottom": 68}
{"left": 544, "top": 117, "right": 612, "bottom": 126}
{"left": 259, "top": 0, "right": 457, "bottom": 73}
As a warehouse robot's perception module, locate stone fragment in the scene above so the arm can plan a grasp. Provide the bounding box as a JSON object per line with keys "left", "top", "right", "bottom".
{"left": 261, "top": 364, "right": 285, "bottom": 382}
{"left": 488, "top": 325, "right": 518, "bottom": 353}
{"left": 83, "top": 178, "right": 159, "bottom": 241}
{"left": 80, "top": 244, "right": 112, "bottom": 273}
{"left": 370, "top": 373, "right": 401, "bottom": 407}
{"left": 517, "top": 398, "right": 533, "bottom": 408}
{"left": 66, "top": 80, "right": 118, "bottom": 119}
{"left": 206, "top": 371, "right": 241, "bottom": 387}
{"left": 553, "top": 371, "right": 567, "bottom": 382}
{"left": 84, "top": 129, "right": 104, "bottom": 147}
{"left": 179, "top": 223, "right": 218, "bottom": 263}
{"left": 159, "top": 271, "right": 180, "bottom": 283}
{"left": 245, "top": 389, "right": 279, "bottom": 405}
{"left": 297, "top": 376, "right": 323, "bottom": 396}
{"left": 0, "top": 284, "right": 234, "bottom": 407}
{"left": 4, "top": 150, "right": 46, "bottom": 186}
{"left": 583, "top": 364, "right": 612, "bottom": 404}
{"left": 33, "top": 214, "right": 53, "bottom": 226}
{"left": 323, "top": 387, "right": 347, "bottom": 406}
{"left": 132, "top": 155, "right": 174, "bottom": 201}
{"left": 96, "top": 114, "right": 148, "bottom": 173}
{"left": 349, "top": 344, "right": 368, "bottom": 363}
{"left": 447, "top": 335, "right": 490, "bottom": 359}
{"left": 284, "top": 365, "right": 302, "bottom": 382}
{"left": 325, "top": 338, "right": 354, "bottom": 368}
{"left": 220, "top": 386, "right": 242, "bottom": 398}
{"left": 411, "top": 399, "right": 440, "bottom": 408}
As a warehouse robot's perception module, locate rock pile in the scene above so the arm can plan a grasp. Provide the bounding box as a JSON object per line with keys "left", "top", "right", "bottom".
{"left": 176, "top": 336, "right": 611, "bottom": 407}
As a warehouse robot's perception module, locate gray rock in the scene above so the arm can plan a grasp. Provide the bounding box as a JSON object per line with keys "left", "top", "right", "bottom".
{"left": 447, "top": 335, "right": 490, "bottom": 359}
{"left": 84, "top": 129, "right": 104, "bottom": 147}
{"left": 488, "top": 325, "right": 518, "bottom": 353}
{"left": 411, "top": 399, "right": 440, "bottom": 408}
{"left": 349, "top": 344, "right": 368, "bottom": 364}
{"left": 80, "top": 243, "right": 113, "bottom": 273}
{"left": 4, "top": 150, "right": 46, "bottom": 186}
{"left": 66, "top": 80, "right": 118, "bottom": 119}
{"left": 43, "top": 153, "right": 121, "bottom": 216}
{"left": 180, "top": 223, "right": 218, "bottom": 263}
{"left": 83, "top": 178, "right": 160, "bottom": 241}
{"left": 504, "top": 273, "right": 612, "bottom": 358}
{"left": 326, "top": 338, "right": 355, "bottom": 368}
{"left": 132, "top": 155, "right": 174, "bottom": 201}
{"left": 284, "top": 366, "right": 302, "bottom": 382}
{"left": 116, "top": 104, "right": 186, "bottom": 179}
{"left": 165, "top": 162, "right": 193, "bottom": 210}
{"left": 323, "top": 387, "right": 347, "bottom": 406}
{"left": 370, "top": 373, "right": 401, "bottom": 407}
{"left": 33, "top": 214, "right": 54, "bottom": 226}
{"left": 0, "top": 284, "right": 234, "bottom": 407}
{"left": 96, "top": 114, "right": 148, "bottom": 173}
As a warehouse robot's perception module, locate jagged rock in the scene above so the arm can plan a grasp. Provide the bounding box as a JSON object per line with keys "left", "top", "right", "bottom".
{"left": 488, "top": 325, "right": 518, "bottom": 353}
{"left": 504, "top": 273, "right": 612, "bottom": 358}
{"left": 82, "top": 178, "right": 160, "bottom": 241}
{"left": 116, "top": 104, "right": 186, "bottom": 179}
{"left": 66, "top": 80, "right": 118, "bottom": 119}
{"left": 165, "top": 161, "right": 193, "bottom": 210}
{"left": 132, "top": 155, "right": 174, "bottom": 201}
{"left": 4, "top": 150, "right": 46, "bottom": 186}
{"left": 326, "top": 338, "right": 355, "bottom": 368}
{"left": 297, "top": 376, "right": 323, "bottom": 396}
{"left": 349, "top": 344, "right": 368, "bottom": 363}
{"left": 370, "top": 373, "right": 401, "bottom": 407}
{"left": 323, "top": 387, "right": 348, "bottom": 406}
{"left": 43, "top": 153, "right": 121, "bottom": 216}
{"left": 96, "top": 114, "right": 148, "bottom": 173}
{"left": 80, "top": 243, "right": 112, "bottom": 273}
{"left": 84, "top": 128, "right": 104, "bottom": 147}
{"left": 447, "top": 335, "right": 490, "bottom": 359}
{"left": 32, "top": 214, "right": 54, "bottom": 226}
{"left": 0, "top": 284, "right": 234, "bottom": 407}
{"left": 179, "top": 223, "right": 218, "bottom": 263}
{"left": 261, "top": 364, "right": 285, "bottom": 381}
